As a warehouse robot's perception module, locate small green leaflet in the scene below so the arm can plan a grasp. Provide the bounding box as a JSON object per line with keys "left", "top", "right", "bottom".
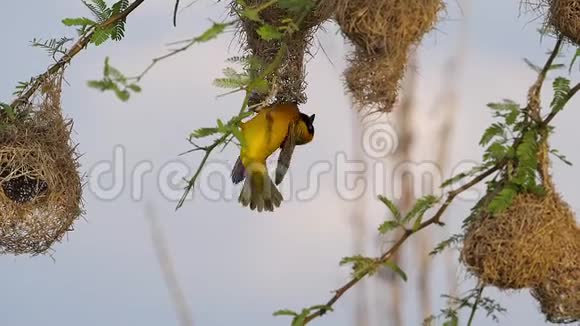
{"left": 62, "top": 17, "right": 96, "bottom": 27}
{"left": 273, "top": 309, "right": 298, "bottom": 317}
{"left": 193, "top": 22, "right": 230, "bottom": 43}
{"left": 378, "top": 195, "right": 401, "bottom": 220}
{"left": 382, "top": 260, "right": 407, "bottom": 282}
{"left": 340, "top": 255, "right": 378, "bottom": 280}
{"left": 487, "top": 185, "right": 517, "bottom": 214}
{"left": 378, "top": 220, "right": 400, "bottom": 234}
{"left": 257, "top": 24, "right": 283, "bottom": 41}
{"left": 404, "top": 195, "right": 439, "bottom": 226}
{"left": 442, "top": 314, "right": 459, "bottom": 326}
{"left": 550, "top": 77, "right": 571, "bottom": 114}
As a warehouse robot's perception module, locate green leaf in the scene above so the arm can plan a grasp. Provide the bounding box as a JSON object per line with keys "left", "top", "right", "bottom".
{"left": 231, "top": 127, "right": 245, "bottom": 147}
{"left": 382, "top": 260, "right": 407, "bottom": 282}
{"left": 442, "top": 314, "right": 458, "bottom": 326}
{"left": 404, "top": 195, "right": 439, "bottom": 226}
{"left": 340, "top": 255, "right": 378, "bottom": 279}
{"left": 191, "top": 127, "right": 219, "bottom": 138}
{"left": 127, "top": 84, "right": 142, "bottom": 92}
{"left": 479, "top": 123, "right": 505, "bottom": 146}
{"left": 488, "top": 185, "right": 517, "bottom": 214}
{"left": 378, "top": 220, "right": 400, "bottom": 234}
{"left": 241, "top": 8, "right": 262, "bottom": 22}
{"left": 113, "top": 88, "right": 130, "bottom": 101}
{"left": 90, "top": 27, "right": 113, "bottom": 46}
{"left": 550, "top": 76, "right": 571, "bottom": 114}
{"left": 429, "top": 234, "right": 463, "bottom": 256}
{"left": 83, "top": 0, "right": 111, "bottom": 23}
{"left": 273, "top": 309, "right": 298, "bottom": 317}
{"left": 62, "top": 17, "right": 96, "bottom": 27}
{"left": 307, "top": 305, "right": 333, "bottom": 313}
{"left": 0, "top": 102, "right": 16, "bottom": 120}
{"left": 516, "top": 130, "right": 538, "bottom": 169}
{"left": 292, "top": 311, "right": 308, "bottom": 326}
{"left": 378, "top": 195, "right": 402, "bottom": 220}
{"left": 257, "top": 24, "right": 283, "bottom": 41}
{"left": 193, "top": 22, "right": 230, "bottom": 43}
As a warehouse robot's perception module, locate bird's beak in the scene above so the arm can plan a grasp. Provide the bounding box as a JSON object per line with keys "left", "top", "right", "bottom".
{"left": 309, "top": 114, "right": 316, "bottom": 124}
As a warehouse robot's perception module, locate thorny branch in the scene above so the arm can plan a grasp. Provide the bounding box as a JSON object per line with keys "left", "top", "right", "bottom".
{"left": 10, "top": 0, "right": 147, "bottom": 108}
{"left": 302, "top": 37, "right": 575, "bottom": 325}
{"left": 303, "top": 165, "right": 500, "bottom": 324}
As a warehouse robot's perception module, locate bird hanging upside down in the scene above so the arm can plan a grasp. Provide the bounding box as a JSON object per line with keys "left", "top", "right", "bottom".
{"left": 231, "top": 102, "right": 315, "bottom": 212}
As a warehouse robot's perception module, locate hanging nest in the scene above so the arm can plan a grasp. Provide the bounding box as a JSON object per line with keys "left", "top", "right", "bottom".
{"left": 531, "top": 225, "right": 580, "bottom": 324}
{"left": 231, "top": 0, "right": 334, "bottom": 107}
{"left": 344, "top": 49, "right": 407, "bottom": 113}
{"left": 0, "top": 73, "right": 84, "bottom": 255}
{"left": 549, "top": 0, "right": 580, "bottom": 45}
{"left": 335, "top": 0, "right": 443, "bottom": 113}
{"left": 335, "top": 0, "right": 444, "bottom": 56}
{"left": 460, "top": 192, "right": 578, "bottom": 289}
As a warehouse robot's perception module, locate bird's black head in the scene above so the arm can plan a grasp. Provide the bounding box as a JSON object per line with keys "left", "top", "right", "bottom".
{"left": 300, "top": 113, "right": 315, "bottom": 135}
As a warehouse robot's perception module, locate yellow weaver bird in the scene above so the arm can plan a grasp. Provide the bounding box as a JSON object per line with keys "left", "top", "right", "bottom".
{"left": 231, "top": 102, "right": 315, "bottom": 212}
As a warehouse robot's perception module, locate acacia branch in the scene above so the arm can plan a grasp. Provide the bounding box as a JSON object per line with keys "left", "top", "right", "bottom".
{"left": 542, "top": 81, "right": 580, "bottom": 126}
{"left": 303, "top": 165, "right": 501, "bottom": 324}
{"left": 10, "top": 0, "right": 146, "bottom": 108}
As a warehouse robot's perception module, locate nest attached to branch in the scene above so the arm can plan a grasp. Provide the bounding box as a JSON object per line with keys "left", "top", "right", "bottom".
{"left": 335, "top": 0, "right": 443, "bottom": 56}
{"left": 231, "top": 0, "right": 334, "bottom": 107}
{"left": 461, "top": 192, "right": 578, "bottom": 289}
{"left": 0, "top": 73, "right": 83, "bottom": 255}
{"left": 335, "top": 0, "right": 443, "bottom": 113}
{"left": 549, "top": 0, "right": 580, "bottom": 45}
{"left": 344, "top": 50, "right": 407, "bottom": 113}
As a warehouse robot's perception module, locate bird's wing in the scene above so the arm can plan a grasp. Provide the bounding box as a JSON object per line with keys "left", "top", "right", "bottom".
{"left": 275, "top": 121, "right": 297, "bottom": 185}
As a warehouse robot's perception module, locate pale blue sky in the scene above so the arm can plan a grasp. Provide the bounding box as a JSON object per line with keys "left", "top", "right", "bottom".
{"left": 0, "top": 1, "right": 579, "bottom": 326}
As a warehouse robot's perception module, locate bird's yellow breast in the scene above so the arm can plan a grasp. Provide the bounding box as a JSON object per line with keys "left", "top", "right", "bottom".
{"left": 239, "top": 103, "right": 300, "bottom": 165}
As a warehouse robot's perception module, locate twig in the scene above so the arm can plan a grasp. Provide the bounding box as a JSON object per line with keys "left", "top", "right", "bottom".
{"left": 131, "top": 21, "right": 236, "bottom": 83}
{"left": 175, "top": 133, "right": 229, "bottom": 210}
{"left": 542, "top": 81, "right": 580, "bottom": 126}
{"left": 173, "top": 0, "right": 180, "bottom": 27}
{"left": 466, "top": 285, "right": 484, "bottom": 326}
{"left": 303, "top": 165, "right": 500, "bottom": 324}
{"left": 526, "top": 35, "right": 563, "bottom": 122}
{"left": 10, "top": 0, "right": 146, "bottom": 108}
{"left": 146, "top": 203, "right": 194, "bottom": 326}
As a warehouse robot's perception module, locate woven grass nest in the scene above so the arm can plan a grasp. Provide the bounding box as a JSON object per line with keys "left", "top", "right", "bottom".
{"left": 231, "top": 0, "right": 334, "bottom": 107}
{"left": 461, "top": 192, "right": 578, "bottom": 290}
{"left": 335, "top": 0, "right": 444, "bottom": 113}
{"left": 549, "top": 0, "right": 580, "bottom": 45}
{"left": 0, "top": 73, "right": 83, "bottom": 255}
{"left": 531, "top": 221, "right": 580, "bottom": 324}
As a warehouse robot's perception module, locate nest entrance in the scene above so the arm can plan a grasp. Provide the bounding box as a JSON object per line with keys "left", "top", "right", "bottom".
{"left": 0, "top": 167, "right": 48, "bottom": 204}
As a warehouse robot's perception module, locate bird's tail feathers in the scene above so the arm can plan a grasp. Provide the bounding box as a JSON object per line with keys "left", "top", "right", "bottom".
{"left": 238, "top": 167, "right": 282, "bottom": 212}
